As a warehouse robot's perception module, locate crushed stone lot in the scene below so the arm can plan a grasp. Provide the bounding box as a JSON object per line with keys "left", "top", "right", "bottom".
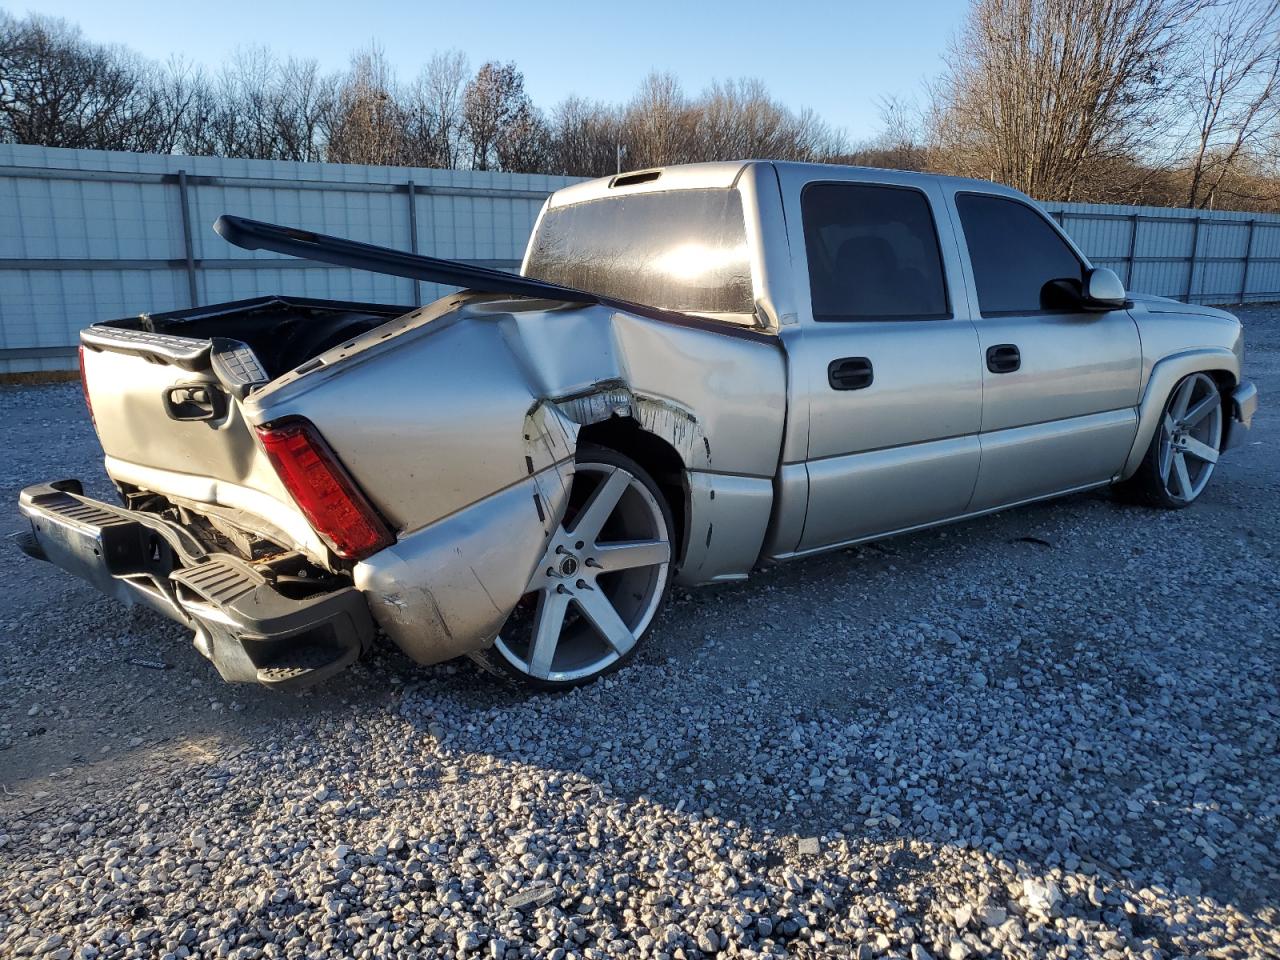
{"left": 1, "top": 306, "right": 1278, "bottom": 960}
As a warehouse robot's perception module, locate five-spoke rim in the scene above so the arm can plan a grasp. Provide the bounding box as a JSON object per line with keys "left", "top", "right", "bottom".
{"left": 493, "top": 461, "right": 671, "bottom": 683}
{"left": 1158, "top": 372, "right": 1222, "bottom": 503}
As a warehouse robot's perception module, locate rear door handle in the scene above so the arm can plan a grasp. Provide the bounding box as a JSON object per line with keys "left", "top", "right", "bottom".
{"left": 828, "top": 356, "right": 874, "bottom": 390}
{"left": 986, "top": 344, "right": 1021, "bottom": 374}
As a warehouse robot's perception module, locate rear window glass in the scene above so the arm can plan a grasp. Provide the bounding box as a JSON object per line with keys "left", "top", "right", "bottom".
{"left": 524, "top": 189, "right": 754, "bottom": 316}
{"left": 801, "top": 182, "right": 950, "bottom": 321}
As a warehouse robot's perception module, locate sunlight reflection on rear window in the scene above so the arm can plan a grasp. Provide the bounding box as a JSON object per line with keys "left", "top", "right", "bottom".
{"left": 525, "top": 190, "right": 753, "bottom": 316}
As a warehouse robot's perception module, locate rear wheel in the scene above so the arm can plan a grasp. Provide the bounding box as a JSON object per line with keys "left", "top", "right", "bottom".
{"left": 470, "top": 445, "right": 675, "bottom": 689}
{"left": 1118, "top": 372, "right": 1223, "bottom": 508}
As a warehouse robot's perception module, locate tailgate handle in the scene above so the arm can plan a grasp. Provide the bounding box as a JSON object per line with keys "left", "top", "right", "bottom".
{"left": 163, "top": 383, "right": 228, "bottom": 422}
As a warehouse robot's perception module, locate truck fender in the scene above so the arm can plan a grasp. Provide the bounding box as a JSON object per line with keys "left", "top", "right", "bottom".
{"left": 1120, "top": 347, "right": 1239, "bottom": 480}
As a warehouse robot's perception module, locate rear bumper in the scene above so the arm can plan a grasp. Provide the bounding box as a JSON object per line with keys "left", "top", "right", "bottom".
{"left": 18, "top": 480, "right": 374, "bottom": 688}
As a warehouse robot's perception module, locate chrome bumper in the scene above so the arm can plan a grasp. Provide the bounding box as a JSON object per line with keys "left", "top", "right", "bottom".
{"left": 18, "top": 480, "right": 374, "bottom": 688}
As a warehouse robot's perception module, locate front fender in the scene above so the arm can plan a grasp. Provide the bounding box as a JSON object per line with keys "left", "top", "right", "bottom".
{"left": 1120, "top": 347, "right": 1239, "bottom": 480}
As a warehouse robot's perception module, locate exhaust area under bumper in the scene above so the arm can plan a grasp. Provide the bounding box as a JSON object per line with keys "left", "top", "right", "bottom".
{"left": 17, "top": 480, "right": 374, "bottom": 688}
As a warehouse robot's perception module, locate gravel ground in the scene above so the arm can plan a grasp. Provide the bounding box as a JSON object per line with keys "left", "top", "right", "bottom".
{"left": 1, "top": 305, "right": 1278, "bottom": 960}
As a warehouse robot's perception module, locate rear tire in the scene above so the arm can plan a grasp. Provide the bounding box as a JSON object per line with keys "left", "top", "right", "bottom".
{"left": 1116, "top": 372, "right": 1223, "bottom": 509}
{"left": 469, "top": 444, "right": 675, "bottom": 689}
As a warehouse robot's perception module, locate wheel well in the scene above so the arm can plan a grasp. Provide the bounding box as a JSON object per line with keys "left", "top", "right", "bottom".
{"left": 1207, "top": 368, "right": 1237, "bottom": 443}
{"left": 576, "top": 417, "right": 689, "bottom": 563}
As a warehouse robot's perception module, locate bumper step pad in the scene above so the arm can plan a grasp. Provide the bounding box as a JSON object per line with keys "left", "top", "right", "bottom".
{"left": 19, "top": 480, "right": 374, "bottom": 689}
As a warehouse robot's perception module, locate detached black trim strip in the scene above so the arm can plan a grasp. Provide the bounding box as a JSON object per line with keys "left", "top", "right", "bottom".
{"left": 215, "top": 215, "right": 596, "bottom": 303}
{"left": 213, "top": 215, "right": 779, "bottom": 345}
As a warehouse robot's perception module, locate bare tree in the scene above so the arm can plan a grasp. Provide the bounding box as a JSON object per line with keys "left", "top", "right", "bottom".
{"left": 403, "top": 50, "right": 469, "bottom": 168}
{"left": 494, "top": 99, "right": 549, "bottom": 173}
{"left": 462, "top": 61, "right": 529, "bottom": 170}
{"left": 0, "top": 12, "right": 172, "bottom": 151}
{"left": 621, "top": 72, "right": 693, "bottom": 168}
{"left": 546, "top": 96, "right": 623, "bottom": 176}
{"left": 872, "top": 94, "right": 928, "bottom": 170}
{"left": 931, "top": 0, "right": 1207, "bottom": 201}
{"left": 1181, "top": 0, "right": 1280, "bottom": 207}
{"left": 325, "top": 45, "right": 405, "bottom": 165}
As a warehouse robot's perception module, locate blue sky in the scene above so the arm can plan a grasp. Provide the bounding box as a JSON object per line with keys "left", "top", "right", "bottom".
{"left": 26, "top": 0, "right": 966, "bottom": 141}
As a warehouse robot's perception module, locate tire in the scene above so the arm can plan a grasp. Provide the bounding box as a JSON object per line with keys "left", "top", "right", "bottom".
{"left": 469, "top": 444, "right": 676, "bottom": 689}
{"left": 1116, "top": 371, "right": 1223, "bottom": 509}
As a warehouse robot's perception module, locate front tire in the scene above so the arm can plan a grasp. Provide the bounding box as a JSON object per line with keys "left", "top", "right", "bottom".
{"left": 1118, "top": 372, "right": 1223, "bottom": 508}
{"left": 470, "top": 445, "right": 675, "bottom": 689}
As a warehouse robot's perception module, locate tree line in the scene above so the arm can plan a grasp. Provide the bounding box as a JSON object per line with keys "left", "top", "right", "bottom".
{"left": 2, "top": 2, "right": 1278, "bottom": 211}
{"left": 0, "top": 12, "right": 844, "bottom": 176}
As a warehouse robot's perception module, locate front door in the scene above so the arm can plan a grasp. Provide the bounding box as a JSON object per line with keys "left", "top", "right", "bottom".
{"left": 949, "top": 192, "right": 1142, "bottom": 511}
{"left": 786, "top": 178, "right": 984, "bottom": 553}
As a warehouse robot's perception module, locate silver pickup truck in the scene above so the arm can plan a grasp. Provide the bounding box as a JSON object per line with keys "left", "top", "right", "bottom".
{"left": 18, "top": 161, "right": 1258, "bottom": 689}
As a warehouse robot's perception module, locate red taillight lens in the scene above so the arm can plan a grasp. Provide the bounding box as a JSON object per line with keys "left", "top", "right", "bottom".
{"left": 256, "top": 418, "right": 393, "bottom": 560}
{"left": 78, "top": 346, "right": 96, "bottom": 428}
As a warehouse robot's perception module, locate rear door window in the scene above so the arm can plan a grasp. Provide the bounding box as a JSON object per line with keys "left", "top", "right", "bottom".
{"left": 524, "top": 189, "right": 753, "bottom": 317}
{"left": 801, "top": 182, "right": 950, "bottom": 322}
{"left": 955, "top": 193, "right": 1084, "bottom": 315}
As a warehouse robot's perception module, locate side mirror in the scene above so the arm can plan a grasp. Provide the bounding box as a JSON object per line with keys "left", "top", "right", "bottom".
{"left": 1082, "top": 267, "right": 1126, "bottom": 310}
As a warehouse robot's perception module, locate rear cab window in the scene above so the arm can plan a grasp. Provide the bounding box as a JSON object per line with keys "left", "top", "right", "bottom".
{"left": 801, "top": 182, "right": 951, "bottom": 322}
{"left": 955, "top": 193, "right": 1085, "bottom": 315}
{"left": 524, "top": 189, "right": 755, "bottom": 322}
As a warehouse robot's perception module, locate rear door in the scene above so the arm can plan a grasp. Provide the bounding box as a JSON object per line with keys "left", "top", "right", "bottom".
{"left": 948, "top": 191, "right": 1141, "bottom": 510}
{"left": 781, "top": 174, "right": 984, "bottom": 553}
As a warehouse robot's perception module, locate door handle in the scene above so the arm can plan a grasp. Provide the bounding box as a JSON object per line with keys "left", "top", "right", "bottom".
{"left": 986, "top": 344, "right": 1021, "bottom": 374}
{"left": 828, "top": 356, "right": 874, "bottom": 390}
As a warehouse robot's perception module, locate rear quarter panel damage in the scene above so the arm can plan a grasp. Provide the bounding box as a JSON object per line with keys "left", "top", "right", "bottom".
{"left": 248, "top": 295, "right": 787, "bottom": 663}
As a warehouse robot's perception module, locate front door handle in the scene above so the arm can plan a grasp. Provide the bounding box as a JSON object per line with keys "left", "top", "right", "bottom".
{"left": 828, "top": 356, "right": 874, "bottom": 390}
{"left": 986, "top": 344, "right": 1021, "bottom": 374}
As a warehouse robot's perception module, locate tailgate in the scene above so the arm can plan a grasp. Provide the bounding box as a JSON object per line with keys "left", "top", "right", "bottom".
{"left": 79, "top": 336, "right": 322, "bottom": 556}
{"left": 77, "top": 298, "right": 408, "bottom": 562}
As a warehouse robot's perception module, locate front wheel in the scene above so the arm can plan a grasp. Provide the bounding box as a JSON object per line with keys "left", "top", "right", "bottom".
{"left": 1118, "top": 372, "right": 1223, "bottom": 508}
{"left": 470, "top": 445, "right": 675, "bottom": 689}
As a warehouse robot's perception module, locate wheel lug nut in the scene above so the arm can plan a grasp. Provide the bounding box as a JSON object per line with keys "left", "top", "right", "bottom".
{"left": 576, "top": 579, "right": 592, "bottom": 590}
{"left": 555, "top": 584, "right": 569, "bottom": 594}
{"left": 584, "top": 558, "right": 600, "bottom": 568}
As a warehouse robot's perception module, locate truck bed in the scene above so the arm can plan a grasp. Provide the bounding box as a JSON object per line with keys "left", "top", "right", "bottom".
{"left": 87, "top": 296, "right": 411, "bottom": 381}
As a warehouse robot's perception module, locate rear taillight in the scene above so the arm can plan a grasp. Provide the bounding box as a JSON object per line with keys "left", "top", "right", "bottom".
{"left": 256, "top": 418, "right": 393, "bottom": 560}
{"left": 78, "top": 346, "right": 96, "bottom": 428}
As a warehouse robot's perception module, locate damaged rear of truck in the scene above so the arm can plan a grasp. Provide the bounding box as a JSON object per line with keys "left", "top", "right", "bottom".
{"left": 19, "top": 167, "right": 788, "bottom": 688}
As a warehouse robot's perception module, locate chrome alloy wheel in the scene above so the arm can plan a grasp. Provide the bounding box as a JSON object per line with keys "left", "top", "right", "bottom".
{"left": 1158, "top": 372, "right": 1222, "bottom": 504}
{"left": 493, "top": 461, "right": 672, "bottom": 683}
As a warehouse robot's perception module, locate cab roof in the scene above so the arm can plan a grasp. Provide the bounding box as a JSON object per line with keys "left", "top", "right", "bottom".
{"left": 544, "top": 160, "right": 1030, "bottom": 209}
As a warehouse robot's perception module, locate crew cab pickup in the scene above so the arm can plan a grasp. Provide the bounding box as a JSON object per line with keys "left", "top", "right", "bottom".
{"left": 18, "top": 161, "right": 1258, "bottom": 688}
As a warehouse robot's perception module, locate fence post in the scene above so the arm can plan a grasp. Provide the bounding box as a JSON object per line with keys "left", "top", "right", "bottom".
{"left": 1127, "top": 213, "right": 1139, "bottom": 288}
{"left": 1185, "top": 216, "right": 1201, "bottom": 303}
{"left": 406, "top": 179, "right": 421, "bottom": 305}
{"left": 176, "top": 169, "right": 199, "bottom": 308}
{"left": 1239, "top": 219, "right": 1256, "bottom": 304}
